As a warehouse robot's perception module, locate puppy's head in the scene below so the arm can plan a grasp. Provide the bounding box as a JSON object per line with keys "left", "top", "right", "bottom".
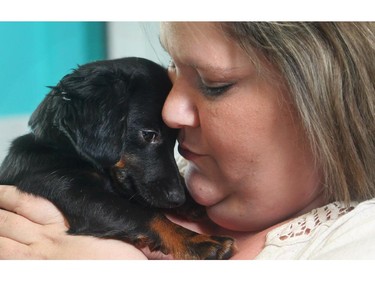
{"left": 29, "top": 57, "right": 186, "bottom": 208}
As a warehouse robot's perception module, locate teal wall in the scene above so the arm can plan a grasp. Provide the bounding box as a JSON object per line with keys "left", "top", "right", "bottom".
{"left": 0, "top": 22, "right": 107, "bottom": 117}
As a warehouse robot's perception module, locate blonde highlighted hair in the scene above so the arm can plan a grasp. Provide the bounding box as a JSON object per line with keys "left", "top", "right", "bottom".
{"left": 221, "top": 22, "right": 375, "bottom": 203}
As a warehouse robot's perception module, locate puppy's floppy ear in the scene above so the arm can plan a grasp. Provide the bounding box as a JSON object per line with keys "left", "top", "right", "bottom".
{"left": 29, "top": 63, "right": 132, "bottom": 168}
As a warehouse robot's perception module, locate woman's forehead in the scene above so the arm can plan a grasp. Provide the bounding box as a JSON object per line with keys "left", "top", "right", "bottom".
{"left": 160, "top": 22, "right": 267, "bottom": 80}
{"left": 160, "top": 22, "right": 219, "bottom": 51}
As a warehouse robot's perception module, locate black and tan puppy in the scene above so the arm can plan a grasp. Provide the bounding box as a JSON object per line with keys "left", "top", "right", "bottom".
{"left": 0, "top": 57, "right": 234, "bottom": 259}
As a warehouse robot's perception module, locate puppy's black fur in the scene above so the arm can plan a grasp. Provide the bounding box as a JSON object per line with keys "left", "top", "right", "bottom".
{"left": 0, "top": 57, "right": 234, "bottom": 259}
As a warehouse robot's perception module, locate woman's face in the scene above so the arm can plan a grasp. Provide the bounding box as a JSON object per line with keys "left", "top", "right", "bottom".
{"left": 160, "top": 22, "right": 324, "bottom": 232}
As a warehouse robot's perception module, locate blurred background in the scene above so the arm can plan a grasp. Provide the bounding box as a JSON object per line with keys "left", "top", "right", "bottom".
{"left": 0, "top": 22, "right": 169, "bottom": 162}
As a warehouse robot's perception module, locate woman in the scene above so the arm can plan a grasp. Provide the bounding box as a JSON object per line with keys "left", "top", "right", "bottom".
{"left": 0, "top": 22, "right": 374, "bottom": 259}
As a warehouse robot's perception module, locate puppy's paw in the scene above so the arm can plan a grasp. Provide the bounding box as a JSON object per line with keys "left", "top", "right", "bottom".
{"left": 183, "top": 234, "right": 235, "bottom": 260}
{"left": 149, "top": 213, "right": 235, "bottom": 260}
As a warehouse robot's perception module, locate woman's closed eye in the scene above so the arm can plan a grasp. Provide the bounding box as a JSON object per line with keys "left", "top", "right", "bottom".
{"left": 198, "top": 79, "right": 234, "bottom": 97}
{"left": 168, "top": 59, "right": 235, "bottom": 97}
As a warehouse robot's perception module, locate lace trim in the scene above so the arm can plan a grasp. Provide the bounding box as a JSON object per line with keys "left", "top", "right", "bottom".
{"left": 271, "top": 201, "right": 357, "bottom": 243}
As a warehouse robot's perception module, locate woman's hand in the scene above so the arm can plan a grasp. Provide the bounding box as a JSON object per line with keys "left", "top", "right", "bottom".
{"left": 0, "top": 185, "right": 147, "bottom": 259}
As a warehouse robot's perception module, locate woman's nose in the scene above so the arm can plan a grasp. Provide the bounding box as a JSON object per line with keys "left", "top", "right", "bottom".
{"left": 162, "top": 83, "right": 199, "bottom": 129}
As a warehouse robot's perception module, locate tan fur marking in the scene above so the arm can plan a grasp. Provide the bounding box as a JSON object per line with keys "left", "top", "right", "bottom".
{"left": 149, "top": 216, "right": 189, "bottom": 259}
{"left": 115, "top": 158, "right": 126, "bottom": 169}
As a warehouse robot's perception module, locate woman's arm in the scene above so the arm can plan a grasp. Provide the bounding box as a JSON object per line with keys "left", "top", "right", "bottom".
{"left": 0, "top": 185, "right": 147, "bottom": 259}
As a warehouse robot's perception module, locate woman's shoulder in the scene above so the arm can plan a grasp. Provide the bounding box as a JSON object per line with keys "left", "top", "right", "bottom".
{"left": 257, "top": 198, "right": 375, "bottom": 259}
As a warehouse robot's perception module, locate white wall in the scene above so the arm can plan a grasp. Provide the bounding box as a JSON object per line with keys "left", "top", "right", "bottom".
{"left": 106, "top": 22, "right": 170, "bottom": 66}
{"left": 0, "top": 115, "right": 30, "bottom": 163}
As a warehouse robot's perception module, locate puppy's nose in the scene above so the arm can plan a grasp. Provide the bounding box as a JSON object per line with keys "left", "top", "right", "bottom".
{"left": 167, "top": 190, "right": 186, "bottom": 207}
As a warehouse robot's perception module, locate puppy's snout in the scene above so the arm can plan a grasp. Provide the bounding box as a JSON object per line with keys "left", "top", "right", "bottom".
{"left": 166, "top": 189, "right": 186, "bottom": 207}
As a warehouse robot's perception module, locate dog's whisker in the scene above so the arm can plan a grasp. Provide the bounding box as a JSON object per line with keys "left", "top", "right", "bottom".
{"left": 128, "top": 192, "right": 141, "bottom": 202}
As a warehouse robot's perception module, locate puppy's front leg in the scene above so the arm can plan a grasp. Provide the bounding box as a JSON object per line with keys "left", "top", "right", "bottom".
{"left": 147, "top": 213, "right": 235, "bottom": 259}
{"left": 10, "top": 172, "right": 234, "bottom": 259}
{"left": 44, "top": 186, "right": 234, "bottom": 260}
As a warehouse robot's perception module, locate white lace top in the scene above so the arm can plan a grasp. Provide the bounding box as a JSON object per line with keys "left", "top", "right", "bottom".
{"left": 256, "top": 198, "right": 375, "bottom": 259}
{"left": 269, "top": 202, "right": 356, "bottom": 242}
{"left": 177, "top": 155, "right": 375, "bottom": 259}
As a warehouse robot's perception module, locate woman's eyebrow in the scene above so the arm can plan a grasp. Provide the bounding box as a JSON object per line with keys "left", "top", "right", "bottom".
{"left": 158, "top": 35, "right": 245, "bottom": 75}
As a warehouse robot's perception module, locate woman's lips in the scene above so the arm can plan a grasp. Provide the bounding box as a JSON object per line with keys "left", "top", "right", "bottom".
{"left": 178, "top": 145, "right": 204, "bottom": 161}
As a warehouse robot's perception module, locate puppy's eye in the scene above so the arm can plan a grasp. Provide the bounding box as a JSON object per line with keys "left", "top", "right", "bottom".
{"left": 141, "top": 130, "right": 160, "bottom": 144}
